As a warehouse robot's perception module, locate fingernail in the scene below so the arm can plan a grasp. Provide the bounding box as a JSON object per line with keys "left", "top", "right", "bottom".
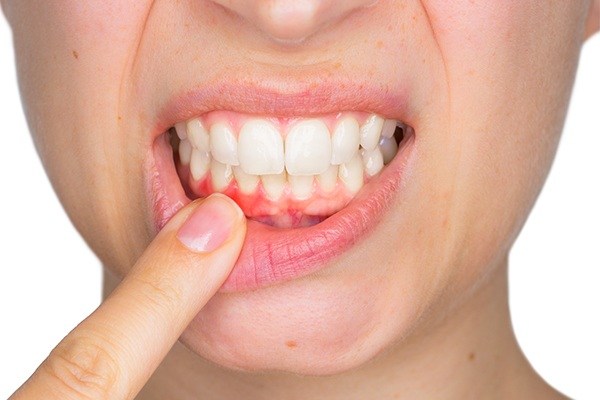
{"left": 177, "top": 194, "right": 243, "bottom": 252}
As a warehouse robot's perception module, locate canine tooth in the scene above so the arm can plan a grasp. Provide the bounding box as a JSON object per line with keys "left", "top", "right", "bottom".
{"left": 285, "top": 119, "right": 331, "bottom": 176}
{"left": 317, "top": 165, "right": 338, "bottom": 193}
{"left": 179, "top": 139, "right": 193, "bottom": 165}
{"left": 233, "top": 166, "right": 259, "bottom": 194}
{"left": 187, "top": 119, "right": 210, "bottom": 152}
{"left": 239, "top": 119, "right": 285, "bottom": 175}
{"left": 381, "top": 119, "right": 397, "bottom": 138}
{"left": 190, "top": 149, "right": 211, "bottom": 180}
{"left": 331, "top": 117, "right": 360, "bottom": 165}
{"left": 339, "top": 154, "right": 364, "bottom": 193}
{"left": 175, "top": 122, "right": 188, "bottom": 140}
{"left": 261, "top": 172, "right": 287, "bottom": 201}
{"left": 210, "top": 160, "right": 233, "bottom": 192}
{"left": 361, "top": 148, "right": 384, "bottom": 176}
{"left": 360, "top": 114, "right": 384, "bottom": 150}
{"left": 289, "top": 175, "right": 314, "bottom": 200}
{"left": 379, "top": 136, "right": 398, "bottom": 164}
{"left": 210, "top": 122, "right": 239, "bottom": 166}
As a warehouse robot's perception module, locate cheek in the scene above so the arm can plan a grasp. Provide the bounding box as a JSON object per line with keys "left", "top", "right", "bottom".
{"left": 422, "top": 1, "right": 586, "bottom": 286}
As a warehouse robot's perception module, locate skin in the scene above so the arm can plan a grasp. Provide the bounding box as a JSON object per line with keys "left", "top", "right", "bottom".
{"left": 2, "top": 0, "right": 599, "bottom": 399}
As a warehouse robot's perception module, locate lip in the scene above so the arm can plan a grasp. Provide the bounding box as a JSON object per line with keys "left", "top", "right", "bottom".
{"left": 146, "top": 81, "right": 417, "bottom": 292}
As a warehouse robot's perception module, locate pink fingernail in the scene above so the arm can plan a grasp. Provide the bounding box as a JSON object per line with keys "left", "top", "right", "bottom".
{"left": 177, "top": 194, "right": 241, "bottom": 252}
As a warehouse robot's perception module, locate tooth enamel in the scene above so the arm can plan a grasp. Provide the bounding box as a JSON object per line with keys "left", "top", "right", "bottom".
{"left": 210, "top": 160, "right": 233, "bottom": 191}
{"left": 317, "top": 165, "right": 338, "bottom": 193}
{"left": 360, "top": 115, "right": 384, "bottom": 151}
{"left": 233, "top": 166, "right": 260, "bottom": 194}
{"left": 331, "top": 117, "right": 360, "bottom": 165}
{"left": 379, "top": 136, "right": 398, "bottom": 164}
{"left": 381, "top": 119, "right": 397, "bottom": 139}
{"left": 187, "top": 118, "right": 210, "bottom": 152}
{"left": 175, "top": 122, "right": 188, "bottom": 141}
{"left": 238, "top": 119, "right": 285, "bottom": 175}
{"left": 285, "top": 119, "right": 332, "bottom": 176}
{"left": 339, "top": 154, "right": 364, "bottom": 193}
{"left": 190, "top": 149, "right": 211, "bottom": 180}
{"left": 179, "top": 139, "right": 193, "bottom": 165}
{"left": 261, "top": 172, "right": 287, "bottom": 201}
{"left": 210, "top": 122, "right": 239, "bottom": 166}
{"left": 289, "top": 175, "right": 314, "bottom": 200}
{"left": 361, "top": 147, "right": 384, "bottom": 177}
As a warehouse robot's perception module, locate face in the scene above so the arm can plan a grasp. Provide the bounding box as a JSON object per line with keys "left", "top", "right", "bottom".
{"left": 3, "top": 1, "right": 593, "bottom": 374}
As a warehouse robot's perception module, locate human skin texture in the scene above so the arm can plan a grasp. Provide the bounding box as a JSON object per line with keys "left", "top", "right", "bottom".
{"left": 2, "top": 1, "right": 598, "bottom": 399}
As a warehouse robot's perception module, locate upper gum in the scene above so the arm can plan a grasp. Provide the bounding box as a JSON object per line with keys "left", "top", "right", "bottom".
{"left": 181, "top": 111, "right": 377, "bottom": 136}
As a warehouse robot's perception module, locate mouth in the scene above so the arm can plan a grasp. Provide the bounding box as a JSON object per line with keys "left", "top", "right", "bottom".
{"left": 148, "top": 87, "right": 416, "bottom": 292}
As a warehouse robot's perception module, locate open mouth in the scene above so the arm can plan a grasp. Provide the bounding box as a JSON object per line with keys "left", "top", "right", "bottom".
{"left": 148, "top": 94, "right": 416, "bottom": 292}
{"left": 168, "top": 111, "right": 409, "bottom": 229}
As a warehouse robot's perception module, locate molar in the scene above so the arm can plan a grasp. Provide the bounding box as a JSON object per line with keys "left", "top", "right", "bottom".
{"left": 285, "top": 119, "right": 332, "bottom": 176}
{"left": 238, "top": 119, "right": 285, "bottom": 175}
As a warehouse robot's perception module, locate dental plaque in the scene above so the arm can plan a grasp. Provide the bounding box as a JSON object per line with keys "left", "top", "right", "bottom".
{"left": 171, "top": 112, "right": 408, "bottom": 228}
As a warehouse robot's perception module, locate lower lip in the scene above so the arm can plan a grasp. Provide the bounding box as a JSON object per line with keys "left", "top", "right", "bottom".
{"left": 147, "top": 132, "right": 416, "bottom": 292}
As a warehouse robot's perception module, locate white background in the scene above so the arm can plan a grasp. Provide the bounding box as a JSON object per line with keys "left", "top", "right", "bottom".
{"left": 0, "top": 16, "right": 598, "bottom": 399}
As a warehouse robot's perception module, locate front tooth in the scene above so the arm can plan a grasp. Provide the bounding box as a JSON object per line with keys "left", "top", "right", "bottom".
{"left": 210, "top": 160, "right": 233, "bottom": 191}
{"left": 261, "top": 172, "right": 287, "bottom": 201}
{"left": 210, "top": 122, "right": 239, "bottom": 166}
{"left": 175, "top": 122, "right": 188, "bottom": 140}
{"left": 289, "top": 175, "right": 314, "bottom": 200}
{"left": 381, "top": 119, "right": 397, "bottom": 138}
{"left": 238, "top": 119, "right": 284, "bottom": 175}
{"left": 285, "top": 119, "right": 332, "bottom": 176}
{"left": 187, "top": 118, "right": 210, "bottom": 152}
{"left": 361, "top": 148, "right": 384, "bottom": 177}
{"left": 331, "top": 117, "right": 360, "bottom": 165}
{"left": 190, "top": 149, "right": 211, "bottom": 180}
{"left": 379, "top": 136, "right": 398, "bottom": 164}
{"left": 317, "top": 165, "right": 338, "bottom": 193}
{"left": 339, "top": 154, "right": 364, "bottom": 193}
{"left": 233, "top": 166, "right": 259, "bottom": 194}
{"left": 179, "top": 139, "right": 193, "bottom": 165}
{"left": 360, "top": 115, "right": 384, "bottom": 150}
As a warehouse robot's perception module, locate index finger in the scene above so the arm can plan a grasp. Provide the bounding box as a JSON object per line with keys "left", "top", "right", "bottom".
{"left": 11, "top": 194, "right": 246, "bottom": 400}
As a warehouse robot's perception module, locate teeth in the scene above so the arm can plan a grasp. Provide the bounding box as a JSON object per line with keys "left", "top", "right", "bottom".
{"left": 233, "top": 166, "right": 259, "bottom": 194}
{"left": 379, "top": 136, "right": 398, "bottom": 164}
{"left": 190, "top": 149, "right": 211, "bottom": 180}
{"left": 179, "top": 139, "right": 193, "bottom": 165}
{"left": 331, "top": 117, "right": 360, "bottom": 165}
{"left": 238, "top": 119, "right": 285, "bottom": 175}
{"left": 317, "top": 165, "right": 338, "bottom": 193}
{"left": 338, "top": 154, "right": 364, "bottom": 193}
{"left": 361, "top": 148, "right": 384, "bottom": 177}
{"left": 210, "top": 122, "right": 239, "bottom": 166}
{"left": 285, "top": 119, "right": 332, "bottom": 176}
{"left": 381, "top": 119, "right": 397, "bottom": 139}
{"left": 175, "top": 122, "right": 188, "bottom": 140}
{"left": 187, "top": 119, "right": 210, "bottom": 152}
{"left": 360, "top": 115, "right": 384, "bottom": 151}
{"left": 261, "top": 172, "right": 287, "bottom": 201}
{"left": 210, "top": 160, "right": 233, "bottom": 191}
{"left": 289, "top": 175, "right": 314, "bottom": 200}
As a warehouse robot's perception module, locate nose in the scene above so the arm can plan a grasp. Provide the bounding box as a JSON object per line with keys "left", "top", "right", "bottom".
{"left": 210, "top": 0, "right": 377, "bottom": 43}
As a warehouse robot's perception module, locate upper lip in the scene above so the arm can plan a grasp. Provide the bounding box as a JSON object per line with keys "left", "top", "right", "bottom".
{"left": 152, "top": 76, "right": 416, "bottom": 139}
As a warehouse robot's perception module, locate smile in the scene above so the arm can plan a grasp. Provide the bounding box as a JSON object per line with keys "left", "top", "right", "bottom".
{"left": 148, "top": 85, "right": 416, "bottom": 292}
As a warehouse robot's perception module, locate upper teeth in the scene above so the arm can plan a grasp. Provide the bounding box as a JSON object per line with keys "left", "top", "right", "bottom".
{"left": 175, "top": 113, "right": 401, "bottom": 197}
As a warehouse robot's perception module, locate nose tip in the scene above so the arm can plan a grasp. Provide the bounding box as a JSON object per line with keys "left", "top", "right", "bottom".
{"left": 212, "top": 0, "right": 377, "bottom": 43}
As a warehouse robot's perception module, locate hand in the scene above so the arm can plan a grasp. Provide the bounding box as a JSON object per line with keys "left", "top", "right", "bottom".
{"left": 10, "top": 194, "right": 247, "bottom": 400}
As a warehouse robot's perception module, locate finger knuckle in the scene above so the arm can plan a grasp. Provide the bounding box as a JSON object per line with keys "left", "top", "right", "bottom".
{"left": 44, "top": 335, "right": 122, "bottom": 399}
{"left": 133, "top": 274, "right": 183, "bottom": 315}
